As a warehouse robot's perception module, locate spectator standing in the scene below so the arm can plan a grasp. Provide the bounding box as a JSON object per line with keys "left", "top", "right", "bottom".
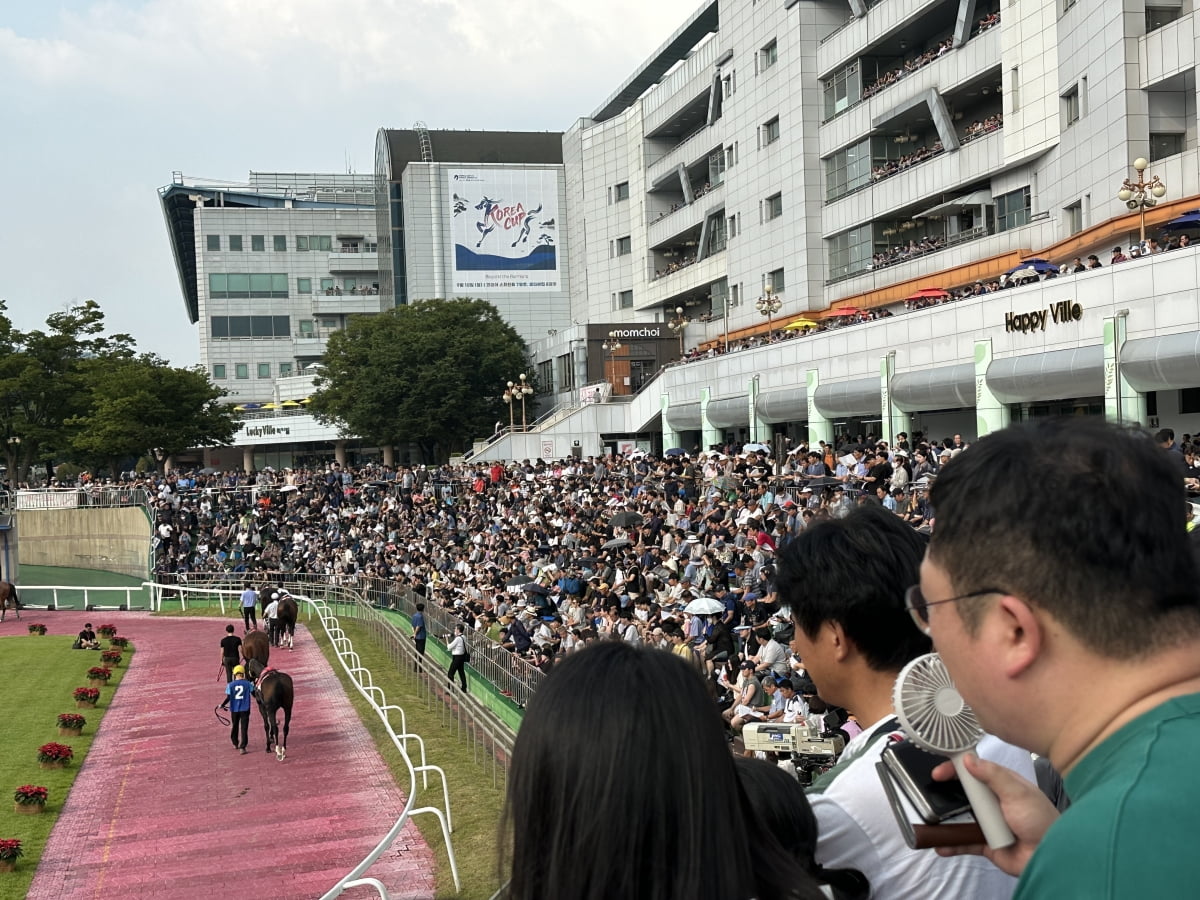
{"left": 447, "top": 624, "right": 469, "bottom": 692}
{"left": 412, "top": 602, "right": 428, "bottom": 656}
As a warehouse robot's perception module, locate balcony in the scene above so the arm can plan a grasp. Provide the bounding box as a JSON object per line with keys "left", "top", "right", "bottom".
{"left": 639, "top": 250, "right": 727, "bottom": 311}
{"left": 312, "top": 293, "right": 386, "bottom": 315}
{"left": 327, "top": 251, "right": 379, "bottom": 272}
{"left": 646, "top": 129, "right": 720, "bottom": 189}
{"left": 641, "top": 38, "right": 721, "bottom": 134}
{"left": 292, "top": 332, "right": 330, "bottom": 355}
{"left": 648, "top": 181, "right": 724, "bottom": 247}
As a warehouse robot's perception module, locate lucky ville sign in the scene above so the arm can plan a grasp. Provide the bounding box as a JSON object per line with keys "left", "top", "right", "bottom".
{"left": 1005, "top": 300, "right": 1084, "bottom": 334}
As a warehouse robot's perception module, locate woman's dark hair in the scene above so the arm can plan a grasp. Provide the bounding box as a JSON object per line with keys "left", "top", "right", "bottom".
{"left": 501, "top": 641, "right": 822, "bottom": 900}
{"left": 734, "top": 757, "right": 870, "bottom": 900}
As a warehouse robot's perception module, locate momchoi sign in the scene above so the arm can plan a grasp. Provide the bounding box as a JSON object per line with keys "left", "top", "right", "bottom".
{"left": 1005, "top": 300, "right": 1084, "bottom": 334}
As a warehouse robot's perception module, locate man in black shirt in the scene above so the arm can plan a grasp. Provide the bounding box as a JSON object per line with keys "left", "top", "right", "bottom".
{"left": 219, "top": 624, "right": 242, "bottom": 683}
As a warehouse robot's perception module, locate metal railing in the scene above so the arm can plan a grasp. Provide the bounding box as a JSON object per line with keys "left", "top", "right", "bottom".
{"left": 9, "top": 584, "right": 150, "bottom": 611}
{"left": 16, "top": 487, "right": 152, "bottom": 510}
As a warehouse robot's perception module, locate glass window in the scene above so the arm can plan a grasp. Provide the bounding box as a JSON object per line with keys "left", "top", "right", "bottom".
{"left": 297, "top": 277, "right": 312, "bottom": 294}
{"left": 297, "top": 235, "right": 309, "bottom": 251}
{"left": 1064, "top": 202, "right": 1082, "bottom": 234}
{"left": 273, "top": 235, "right": 287, "bottom": 251}
{"left": 228, "top": 317, "right": 252, "bottom": 338}
{"left": 619, "top": 290, "right": 634, "bottom": 309}
{"left": 996, "top": 187, "right": 1032, "bottom": 232}
{"left": 249, "top": 274, "right": 271, "bottom": 297}
{"left": 208, "top": 273, "right": 228, "bottom": 298}
{"left": 765, "top": 193, "right": 783, "bottom": 220}
{"left": 211, "top": 316, "right": 229, "bottom": 338}
{"left": 208, "top": 273, "right": 288, "bottom": 298}
{"left": 271, "top": 274, "right": 287, "bottom": 296}
{"left": 235, "top": 364, "right": 249, "bottom": 380}
{"left": 318, "top": 235, "right": 332, "bottom": 251}
{"left": 1147, "top": 6, "right": 1181, "bottom": 31}
{"left": 229, "top": 235, "right": 243, "bottom": 252}
{"left": 212, "top": 364, "right": 226, "bottom": 379}
{"left": 206, "top": 234, "right": 221, "bottom": 251}
{"left": 614, "top": 181, "right": 630, "bottom": 202}
{"left": 250, "top": 235, "right": 264, "bottom": 251}
{"left": 279, "top": 362, "right": 293, "bottom": 377}
{"left": 825, "top": 139, "right": 871, "bottom": 202}
{"left": 344, "top": 278, "right": 357, "bottom": 291}
{"left": 227, "top": 273, "right": 250, "bottom": 296}
{"left": 761, "top": 39, "right": 778, "bottom": 71}
{"left": 299, "top": 320, "right": 315, "bottom": 336}
{"left": 823, "top": 62, "right": 861, "bottom": 120}
{"left": 616, "top": 236, "right": 632, "bottom": 256}
{"left": 320, "top": 277, "right": 335, "bottom": 292}
{"left": 257, "top": 363, "right": 271, "bottom": 378}
{"left": 827, "top": 226, "right": 873, "bottom": 280}
{"left": 273, "top": 316, "right": 289, "bottom": 336}
{"left": 763, "top": 116, "right": 781, "bottom": 145}
{"left": 1062, "top": 87, "right": 1080, "bottom": 126}
{"left": 768, "top": 267, "right": 786, "bottom": 293}
{"left": 1150, "top": 132, "right": 1184, "bottom": 161}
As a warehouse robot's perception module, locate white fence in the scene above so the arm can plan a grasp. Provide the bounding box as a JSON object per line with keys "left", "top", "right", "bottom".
{"left": 9, "top": 584, "right": 150, "bottom": 611}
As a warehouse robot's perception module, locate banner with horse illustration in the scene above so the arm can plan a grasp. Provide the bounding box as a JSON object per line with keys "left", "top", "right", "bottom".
{"left": 448, "top": 167, "right": 561, "bottom": 293}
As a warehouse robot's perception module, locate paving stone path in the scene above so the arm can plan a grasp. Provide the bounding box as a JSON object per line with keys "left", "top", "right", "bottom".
{"left": 25, "top": 614, "right": 435, "bottom": 900}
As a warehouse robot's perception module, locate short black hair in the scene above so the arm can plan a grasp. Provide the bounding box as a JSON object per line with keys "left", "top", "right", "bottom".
{"left": 776, "top": 505, "right": 930, "bottom": 672}
{"left": 929, "top": 419, "right": 1200, "bottom": 657}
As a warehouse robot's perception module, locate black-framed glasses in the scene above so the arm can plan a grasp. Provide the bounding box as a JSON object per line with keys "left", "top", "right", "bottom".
{"left": 904, "top": 584, "right": 1004, "bottom": 635}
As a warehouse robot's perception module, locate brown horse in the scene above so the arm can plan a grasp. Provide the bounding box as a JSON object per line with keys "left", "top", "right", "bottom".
{"left": 0, "top": 582, "right": 20, "bottom": 622}
{"left": 242, "top": 629, "right": 270, "bottom": 671}
{"left": 247, "top": 658, "right": 293, "bottom": 761}
{"left": 277, "top": 594, "right": 298, "bottom": 650}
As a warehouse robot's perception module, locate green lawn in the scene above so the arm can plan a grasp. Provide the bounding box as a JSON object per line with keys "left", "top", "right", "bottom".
{"left": 310, "top": 619, "right": 508, "bottom": 900}
{"left": 0, "top": 632, "right": 132, "bottom": 900}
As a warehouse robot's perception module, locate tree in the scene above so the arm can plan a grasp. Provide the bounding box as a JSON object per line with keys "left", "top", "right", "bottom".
{"left": 69, "top": 354, "right": 238, "bottom": 475}
{"left": 310, "top": 298, "right": 530, "bottom": 461}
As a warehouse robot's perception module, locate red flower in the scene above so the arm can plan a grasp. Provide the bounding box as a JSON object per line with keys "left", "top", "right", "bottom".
{"left": 36, "top": 742, "right": 73, "bottom": 763}
{"left": 73, "top": 687, "right": 100, "bottom": 702}
{"left": 0, "top": 839, "right": 23, "bottom": 861}
{"left": 13, "top": 785, "right": 48, "bottom": 805}
{"left": 56, "top": 713, "right": 86, "bottom": 728}
{"left": 86, "top": 666, "right": 112, "bottom": 680}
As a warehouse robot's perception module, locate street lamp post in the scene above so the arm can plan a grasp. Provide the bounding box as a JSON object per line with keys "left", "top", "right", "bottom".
{"left": 601, "top": 332, "right": 623, "bottom": 395}
{"left": 502, "top": 382, "right": 516, "bottom": 432}
{"left": 4, "top": 436, "right": 19, "bottom": 488}
{"left": 1118, "top": 157, "right": 1167, "bottom": 244}
{"left": 667, "top": 306, "right": 689, "bottom": 358}
{"left": 516, "top": 373, "right": 534, "bottom": 429}
{"left": 755, "top": 284, "right": 782, "bottom": 341}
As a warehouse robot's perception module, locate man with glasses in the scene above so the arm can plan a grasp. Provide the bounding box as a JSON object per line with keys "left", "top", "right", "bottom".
{"left": 918, "top": 418, "right": 1200, "bottom": 897}
{"left": 776, "top": 504, "right": 1031, "bottom": 899}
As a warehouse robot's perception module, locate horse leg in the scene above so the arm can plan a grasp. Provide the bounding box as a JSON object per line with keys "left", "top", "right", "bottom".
{"left": 277, "top": 707, "right": 291, "bottom": 761}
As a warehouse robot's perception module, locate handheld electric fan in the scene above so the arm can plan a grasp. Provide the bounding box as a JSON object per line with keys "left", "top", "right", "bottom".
{"left": 892, "top": 653, "right": 1015, "bottom": 849}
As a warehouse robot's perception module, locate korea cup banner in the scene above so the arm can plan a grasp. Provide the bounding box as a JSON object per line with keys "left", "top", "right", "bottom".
{"left": 449, "top": 168, "right": 561, "bottom": 293}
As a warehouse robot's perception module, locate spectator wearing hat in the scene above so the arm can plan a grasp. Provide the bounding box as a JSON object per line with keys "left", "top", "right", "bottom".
{"left": 221, "top": 664, "right": 255, "bottom": 753}
{"left": 723, "top": 660, "right": 767, "bottom": 726}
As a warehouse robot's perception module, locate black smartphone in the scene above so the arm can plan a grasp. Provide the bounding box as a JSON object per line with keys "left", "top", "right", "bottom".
{"left": 878, "top": 738, "right": 971, "bottom": 825}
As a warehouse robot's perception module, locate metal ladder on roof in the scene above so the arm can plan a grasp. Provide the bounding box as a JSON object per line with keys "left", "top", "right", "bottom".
{"left": 413, "top": 121, "right": 434, "bottom": 162}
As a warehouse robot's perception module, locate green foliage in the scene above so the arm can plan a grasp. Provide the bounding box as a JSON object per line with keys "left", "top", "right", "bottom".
{"left": 310, "top": 298, "right": 529, "bottom": 460}
{"left": 52, "top": 463, "right": 82, "bottom": 483}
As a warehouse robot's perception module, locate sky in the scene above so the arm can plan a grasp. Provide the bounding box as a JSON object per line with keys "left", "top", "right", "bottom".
{"left": 0, "top": 0, "right": 704, "bottom": 366}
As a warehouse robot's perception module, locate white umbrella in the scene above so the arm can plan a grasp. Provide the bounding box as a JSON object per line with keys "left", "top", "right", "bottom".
{"left": 742, "top": 442, "right": 771, "bottom": 454}
{"left": 279, "top": 485, "right": 299, "bottom": 493}
{"left": 684, "top": 596, "right": 725, "bottom": 615}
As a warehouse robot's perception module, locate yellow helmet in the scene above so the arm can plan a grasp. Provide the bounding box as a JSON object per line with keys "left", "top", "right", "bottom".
{"left": 232, "top": 665, "right": 246, "bottom": 677}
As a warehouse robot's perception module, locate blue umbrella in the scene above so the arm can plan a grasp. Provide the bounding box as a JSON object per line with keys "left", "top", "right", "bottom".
{"left": 1162, "top": 210, "right": 1200, "bottom": 231}
{"left": 664, "top": 448, "right": 687, "bottom": 457}
{"left": 1003, "top": 258, "right": 1058, "bottom": 276}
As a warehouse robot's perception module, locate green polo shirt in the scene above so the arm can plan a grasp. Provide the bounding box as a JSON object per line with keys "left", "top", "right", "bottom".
{"left": 1015, "top": 692, "right": 1200, "bottom": 899}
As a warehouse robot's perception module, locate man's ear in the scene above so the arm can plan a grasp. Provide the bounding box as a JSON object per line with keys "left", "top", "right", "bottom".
{"left": 994, "top": 594, "right": 1042, "bottom": 678}
{"left": 827, "top": 620, "right": 851, "bottom": 663}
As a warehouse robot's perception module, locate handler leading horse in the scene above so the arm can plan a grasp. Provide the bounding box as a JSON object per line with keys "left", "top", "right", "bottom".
{"left": 0, "top": 582, "right": 20, "bottom": 622}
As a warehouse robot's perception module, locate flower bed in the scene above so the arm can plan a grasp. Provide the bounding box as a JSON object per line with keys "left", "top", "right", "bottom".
{"left": 100, "top": 650, "right": 122, "bottom": 666}
{"left": 13, "top": 785, "right": 48, "bottom": 813}
{"left": 86, "top": 666, "right": 112, "bottom": 685}
{"left": 0, "top": 838, "right": 23, "bottom": 869}
{"left": 36, "top": 742, "right": 73, "bottom": 768}
{"left": 96, "top": 624, "right": 117, "bottom": 638}
{"left": 73, "top": 687, "right": 99, "bottom": 708}
{"left": 108, "top": 635, "right": 129, "bottom": 649}
{"left": 57, "top": 713, "right": 86, "bottom": 736}
{"left": 27, "top": 624, "right": 47, "bottom": 635}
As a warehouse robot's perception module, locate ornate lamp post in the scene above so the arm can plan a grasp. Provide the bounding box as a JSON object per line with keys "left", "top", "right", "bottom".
{"left": 1118, "top": 157, "right": 1167, "bottom": 244}
{"left": 755, "top": 284, "right": 782, "bottom": 341}
{"left": 516, "top": 373, "right": 534, "bottom": 429}
{"left": 667, "top": 306, "right": 689, "bottom": 358}
{"left": 4, "top": 436, "right": 19, "bottom": 485}
{"left": 601, "top": 332, "right": 622, "bottom": 394}
{"left": 502, "top": 382, "right": 516, "bottom": 432}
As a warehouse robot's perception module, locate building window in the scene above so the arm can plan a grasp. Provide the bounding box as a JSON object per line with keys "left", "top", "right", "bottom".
{"left": 728, "top": 213, "right": 739, "bottom": 239}
{"left": 557, "top": 353, "right": 576, "bottom": 391}
{"left": 298, "top": 320, "right": 314, "bottom": 337}
{"left": 760, "top": 39, "right": 778, "bottom": 72}
{"left": 206, "top": 234, "right": 220, "bottom": 251}
{"left": 1147, "top": 6, "right": 1181, "bottom": 31}
{"left": 229, "top": 235, "right": 243, "bottom": 252}
{"left": 296, "top": 235, "right": 333, "bottom": 251}
{"left": 825, "top": 139, "right": 871, "bottom": 202}
{"left": 996, "top": 187, "right": 1032, "bottom": 232}
{"left": 1010, "top": 66, "right": 1020, "bottom": 111}
{"left": 320, "top": 277, "right": 335, "bottom": 292}
{"left": 762, "top": 116, "right": 781, "bottom": 146}
{"left": 297, "top": 277, "right": 312, "bottom": 294}
{"left": 257, "top": 363, "right": 271, "bottom": 379}
{"left": 767, "top": 268, "right": 786, "bottom": 294}
{"left": 1150, "top": 132, "right": 1184, "bottom": 162}
{"left": 537, "top": 359, "right": 554, "bottom": 394}
{"left": 1064, "top": 201, "right": 1083, "bottom": 235}
{"left": 208, "top": 273, "right": 289, "bottom": 299}
{"left": 251, "top": 235, "right": 265, "bottom": 252}
{"left": 614, "top": 181, "right": 630, "bottom": 202}
{"left": 619, "top": 289, "right": 634, "bottom": 309}
{"left": 827, "top": 226, "right": 873, "bottom": 280}
{"left": 722, "top": 70, "right": 736, "bottom": 99}
{"left": 1062, "top": 86, "right": 1080, "bottom": 126}
{"left": 765, "top": 192, "right": 783, "bottom": 221}
{"left": 210, "top": 316, "right": 291, "bottom": 339}
{"left": 273, "top": 235, "right": 287, "bottom": 251}
{"left": 725, "top": 142, "right": 738, "bottom": 169}
{"left": 279, "top": 362, "right": 293, "bottom": 377}
{"left": 212, "top": 364, "right": 226, "bottom": 380}
{"left": 235, "top": 364, "right": 249, "bottom": 380}
{"left": 822, "top": 62, "right": 861, "bottom": 119}
{"left": 616, "top": 236, "right": 632, "bottom": 256}
{"left": 730, "top": 283, "right": 741, "bottom": 307}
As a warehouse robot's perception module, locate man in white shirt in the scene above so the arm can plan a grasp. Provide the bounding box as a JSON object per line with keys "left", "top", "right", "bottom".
{"left": 775, "top": 504, "right": 1032, "bottom": 900}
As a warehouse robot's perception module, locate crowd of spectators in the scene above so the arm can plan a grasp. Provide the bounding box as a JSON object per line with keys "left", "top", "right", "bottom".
{"left": 962, "top": 113, "right": 1003, "bottom": 142}
{"left": 872, "top": 235, "right": 945, "bottom": 270}
{"left": 861, "top": 39, "right": 954, "bottom": 101}
{"left": 870, "top": 140, "right": 944, "bottom": 182}
{"left": 654, "top": 254, "right": 697, "bottom": 279}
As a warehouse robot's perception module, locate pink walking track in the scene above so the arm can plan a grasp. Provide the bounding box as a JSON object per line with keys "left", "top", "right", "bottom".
{"left": 24, "top": 614, "right": 435, "bottom": 900}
